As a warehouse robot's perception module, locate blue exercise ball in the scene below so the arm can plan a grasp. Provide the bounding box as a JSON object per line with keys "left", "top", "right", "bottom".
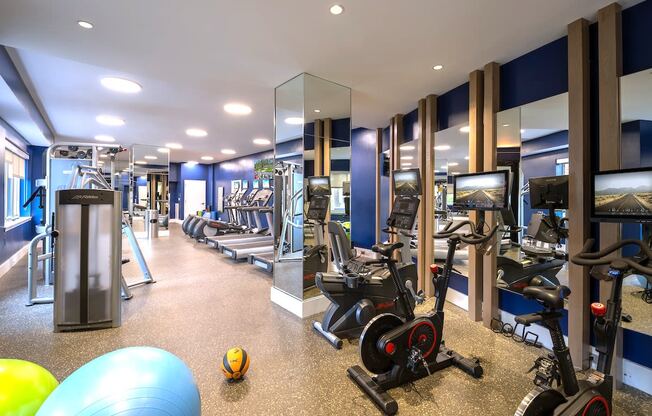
{"left": 36, "top": 347, "right": 201, "bottom": 416}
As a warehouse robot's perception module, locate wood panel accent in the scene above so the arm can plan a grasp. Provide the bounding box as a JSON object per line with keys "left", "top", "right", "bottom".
{"left": 482, "top": 62, "right": 500, "bottom": 328}
{"left": 314, "top": 119, "right": 323, "bottom": 175}
{"left": 375, "top": 128, "right": 383, "bottom": 244}
{"left": 597, "top": 1, "right": 623, "bottom": 384}
{"left": 468, "top": 70, "right": 484, "bottom": 321}
{"left": 567, "top": 18, "right": 592, "bottom": 369}
{"left": 423, "top": 95, "right": 437, "bottom": 297}
{"left": 323, "top": 119, "right": 332, "bottom": 177}
{"left": 416, "top": 99, "right": 428, "bottom": 291}
{"left": 389, "top": 115, "right": 404, "bottom": 248}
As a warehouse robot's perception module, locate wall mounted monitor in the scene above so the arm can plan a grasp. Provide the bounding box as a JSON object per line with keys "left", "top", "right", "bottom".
{"left": 231, "top": 180, "right": 240, "bottom": 190}
{"left": 262, "top": 178, "right": 271, "bottom": 189}
{"left": 453, "top": 170, "right": 509, "bottom": 211}
{"left": 529, "top": 175, "right": 569, "bottom": 209}
{"left": 308, "top": 176, "right": 331, "bottom": 196}
{"left": 252, "top": 179, "right": 260, "bottom": 189}
{"left": 393, "top": 168, "right": 422, "bottom": 196}
{"left": 592, "top": 167, "right": 652, "bottom": 223}
{"left": 242, "top": 180, "right": 249, "bottom": 189}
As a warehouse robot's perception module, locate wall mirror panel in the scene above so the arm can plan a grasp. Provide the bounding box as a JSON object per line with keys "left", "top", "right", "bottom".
{"left": 130, "top": 144, "right": 170, "bottom": 223}
{"left": 432, "top": 123, "right": 471, "bottom": 276}
{"left": 495, "top": 92, "right": 569, "bottom": 296}
{"left": 618, "top": 68, "right": 652, "bottom": 336}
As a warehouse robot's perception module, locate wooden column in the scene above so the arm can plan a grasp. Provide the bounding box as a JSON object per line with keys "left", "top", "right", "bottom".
{"left": 423, "top": 95, "right": 437, "bottom": 296}
{"left": 314, "top": 120, "right": 323, "bottom": 175}
{"left": 567, "top": 18, "right": 592, "bottom": 369}
{"left": 416, "top": 99, "right": 428, "bottom": 291}
{"left": 323, "top": 119, "right": 332, "bottom": 177}
{"left": 597, "top": 2, "right": 623, "bottom": 384}
{"left": 375, "top": 128, "right": 383, "bottom": 244}
{"left": 468, "top": 70, "right": 484, "bottom": 321}
{"left": 389, "top": 115, "right": 404, "bottom": 246}
{"left": 482, "top": 62, "right": 500, "bottom": 328}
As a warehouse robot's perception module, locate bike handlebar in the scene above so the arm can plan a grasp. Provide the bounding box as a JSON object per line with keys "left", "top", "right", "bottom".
{"left": 571, "top": 238, "right": 652, "bottom": 276}
{"left": 434, "top": 220, "right": 499, "bottom": 245}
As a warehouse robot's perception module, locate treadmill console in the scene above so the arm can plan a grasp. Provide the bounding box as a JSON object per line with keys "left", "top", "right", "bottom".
{"left": 306, "top": 196, "right": 330, "bottom": 221}
{"left": 387, "top": 196, "right": 420, "bottom": 230}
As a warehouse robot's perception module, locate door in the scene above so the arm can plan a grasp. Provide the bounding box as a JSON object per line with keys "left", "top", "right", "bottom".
{"left": 184, "top": 180, "right": 206, "bottom": 216}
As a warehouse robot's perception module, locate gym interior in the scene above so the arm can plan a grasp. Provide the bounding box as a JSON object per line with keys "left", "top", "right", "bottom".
{"left": 0, "top": 1, "right": 651, "bottom": 415}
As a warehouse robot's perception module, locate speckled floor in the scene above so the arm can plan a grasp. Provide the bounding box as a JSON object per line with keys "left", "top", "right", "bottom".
{"left": 0, "top": 223, "right": 651, "bottom": 415}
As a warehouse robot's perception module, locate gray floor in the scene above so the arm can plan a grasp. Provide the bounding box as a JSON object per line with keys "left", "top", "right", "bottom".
{"left": 0, "top": 223, "right": 651, "bottom": 415}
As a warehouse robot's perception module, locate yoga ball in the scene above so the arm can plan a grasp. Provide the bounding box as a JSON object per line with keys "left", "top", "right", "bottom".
{"left": 0, "top": 359, "right": 58, "bottom": 416}
{"left": 36, "top": 347, "right": 200, "bottom": 416}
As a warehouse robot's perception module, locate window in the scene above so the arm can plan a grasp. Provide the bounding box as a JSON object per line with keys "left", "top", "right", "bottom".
{"left": 5, "top": 149, "right": 26, "bottom": 222}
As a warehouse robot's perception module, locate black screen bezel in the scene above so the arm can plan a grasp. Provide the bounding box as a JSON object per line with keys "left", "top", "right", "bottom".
{"left": 591, "top": 166, "right": 652, "bottom": 224}
{"left": 452, "top": 170, "right": 510, "bottom": 211}
{"left": 393, "top": 168, "right": 422, "bottom": 196}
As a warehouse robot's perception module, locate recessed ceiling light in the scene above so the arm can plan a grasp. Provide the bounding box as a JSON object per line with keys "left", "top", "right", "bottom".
{"left": 520, "top": 129, "right": 526, "bottom": 134}
{"left": 401, "top": 145, "right": 415, "bottom": 151}
{"left": 144, "top": 155, "right": 157, "bottom": 160}
{"left": 448, "top": 162, "right": 459, "bottom": 167}
{"left": 401, "top": 163, "right": 413, "bottom": 167}
{"left": 100, "top": 77, "right": 142, "bottom": 93}
{"left": 96, "top": 114, "right": 125, "bottom": 126}
{"left": 158, "top": 147, "right": 170, "bottom": 153}
{"left": 201, "top": 156, "right": 214, "bottom": 161}
{"left": 224, "top": 103, "right": 252, "bottom": 115}
{"left": 94, "top": 134, "right": 116, "bottom": 142}
{"left": 464, "top": 156, "right": 470, "bottom": 160}
{"left": 140, "top": 175, "right": 147, "bottom": 180}
{"left": 451, "top": 171, "right": 461, "bottom": 175}
{"left": 285, "top": 117, "right": 304, "bottom": 125}
{"left": 135, "top": 160, "right": 147, "bottom": 165}
{"left": 330, "top": 5, "right": 344, "bottom": 15}
{"left": 77, "top": 20, "right": 94, "bottom": 29}
{"left": 99, "top": 154, "right": 108, "bottom": 159}
{"left": 186, "top": 128, "right": 208, "bottom": 137}
{"left": 432, "top": 64, "right": 444, "bottom": 71}
{"left": 165, "top": 143, "right": 183, "bottom": 149}
{"left": 502, "top": 124, "right": 510, "bottom": 127}
{"left": 459, "top": 126, "right": 470, "bottom": 133}
{"left": 314, "top": 109, "right": 321, "bottom": 113}
{"left": 440, "top": 165, "right": 449, "bottom": 170}
{"left": 221, "top": 149, "right": 236, "bottom": 155}
{"left": 434, "top": 145, "right": 451, "bottom": 151}
{"left": 253, "top": 138, "right": 271, "bottom": 146}
{"left": 186, "top": 161, "right": 198, "bottom": 166}
{"left": 400, "top": 156, "right": 413, "bottom": 160}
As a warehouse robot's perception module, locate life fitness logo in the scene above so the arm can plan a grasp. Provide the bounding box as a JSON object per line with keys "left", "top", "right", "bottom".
{"left": 71, "top": 194, "right": 99, "bottom": 200}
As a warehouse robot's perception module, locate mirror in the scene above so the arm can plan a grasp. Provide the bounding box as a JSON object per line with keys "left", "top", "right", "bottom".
{"left": 619, "top": 68, "right": 652, "bottom": 336}
{"left": 129, "top": 144, "right": 170, "bottom": 232}
{"left": 432, "top": 124, "right": 472, "bottom": 277}
{"left": 273, "top": 74, "right": 351, "bottom": 302}
{"left": 496, "top": 92, "right": 570, "bottom": 295}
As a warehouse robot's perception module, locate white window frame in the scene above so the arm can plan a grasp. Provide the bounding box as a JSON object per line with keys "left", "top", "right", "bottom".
{"left": 3, "top": 140, "right": 31, "bottom": 230}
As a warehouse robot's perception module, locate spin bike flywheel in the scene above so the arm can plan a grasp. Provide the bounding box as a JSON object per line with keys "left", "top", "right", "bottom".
{"left": 514, "top": 386, "right": 568, "bottom": 416}
{"left": 359, "top": 314, "right": 404, "bottom": 374}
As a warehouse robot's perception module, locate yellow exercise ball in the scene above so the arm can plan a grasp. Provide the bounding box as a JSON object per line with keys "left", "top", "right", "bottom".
{"left": 0, "top": 359, "right": 59, "bottom": 416}
{"left": 221, "top": 347, "right": 250, "bottom": 381}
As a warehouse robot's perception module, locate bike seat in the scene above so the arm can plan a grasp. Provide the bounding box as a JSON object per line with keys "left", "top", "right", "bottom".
{"left": 522, "top": 285, "right": 570, "bottom": 310}
{"left": 372, "top": 242, "right": 404, "bottom": 258}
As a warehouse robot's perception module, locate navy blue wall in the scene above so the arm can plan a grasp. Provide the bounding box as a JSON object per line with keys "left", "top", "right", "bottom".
{"left": 622, "top": 0, "right": 652, "bottom": 76}
{"left": 437, "top": 82, "right": 469, "bottom": 131}
{"left": 402, "top": 109, "right": 419, "bottom": 142}
{"left": 351, "top": 128, "right": 377, "bottom": 248}
{"left": 175, "top": 162, "right": 210, "bottom": 218}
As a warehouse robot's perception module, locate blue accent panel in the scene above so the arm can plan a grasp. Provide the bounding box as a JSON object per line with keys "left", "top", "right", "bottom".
{"left": 304, "top": 122, "right": 315, "bottom": 150}
{"left": 449, "top": 272, "right": 468, "bottom": 295}
{"left": 305, "top": 160, "right": 314, "bottom": 177}
{"left": 521, "top": 130, "right": 568, "bottom": 156}
{"left": 499, "top": 290, "right": 569, "bottom": 336}
{"left": 382, "top": 127, "right": 390, "bottom": 152}
{"left": 169, "top": 163, "right": 179, "bottom": 182}
{"left": 331, "top": 159, "right": 350, "bottom": 171}
{"left": 499, "top": 37, "right": 568, "bottom": 111}
{"left": 402, "top": 109, "right": 419, "bottom": 142}
{"left": 623, "top": 329, "right": 652, "bottom": 368}
{"left": 178, "top": 163, "right": 210, "bottom": 218}
{"left": 276, "top": 138, "right": 302, "bottom": 157}
{"left": 331, "top": 118, "right": 351, "bottom": 145}
{"left": 622, "top": 0, "right": 652, "bottom": 76}
{"left": 27, "top": 145, "right": 47, "bottom": 227}
{"left": 169, "top": 182, "right": 179, "bottom": 219}
{"left": 437, "top": 83, "right": 469, "bottom": 131}
{"left": 351, "top": 128, "right": 377, "bottom": 248}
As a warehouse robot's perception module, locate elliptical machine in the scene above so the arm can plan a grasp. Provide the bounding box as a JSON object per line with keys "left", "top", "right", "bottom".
{"left": 312, "top": 169, "right": 422, "bottom": 348}
{"left": 347, "top": 170, "right": 507, "bottom": 415}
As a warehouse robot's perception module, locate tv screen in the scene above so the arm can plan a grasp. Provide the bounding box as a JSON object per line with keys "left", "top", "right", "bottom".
{"left": 242, "top": 180, "right": 249, "bottom": 189}
{"left": 592, "top": 167, "right": 652, "bottom": 222}
{"left": 393, "top": 168, "right": 422, "bottom": 196}
{"left": 453, "top": 170, "right": 509, "bottom": 211}
{"left": 529, "top": 175, "right": 569, "bottom": 209}
{"left": 252, "top": 179, "right": 260, "bottom": 189}
{"left": 308, "top": 176, "right": 331, "bottom": 196}
{"left": 262, "top": 179, "right": 271, "bottom": 189}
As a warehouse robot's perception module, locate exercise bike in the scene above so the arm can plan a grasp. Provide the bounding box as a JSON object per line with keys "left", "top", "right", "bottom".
{"left": 348, "top": 218, "right": 498, "bottom": 415}
{"left": 513, "top": 238, "right": 652, "bottom": 415}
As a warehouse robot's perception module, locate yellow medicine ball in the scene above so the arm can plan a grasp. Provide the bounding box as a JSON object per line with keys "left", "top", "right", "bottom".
{"left": 221, "top": 347, "right": 250, "bottom": 381}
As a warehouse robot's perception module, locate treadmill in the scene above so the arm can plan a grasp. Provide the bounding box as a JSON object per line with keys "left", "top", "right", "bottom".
{"left": 220, "top": 203, "right": 274, "bottom": 260}
{"left": 248, "top": 207, "right": 275, "bottom": 272}
{"left": 212, "top": 187, "right": 274, "bottom": 252}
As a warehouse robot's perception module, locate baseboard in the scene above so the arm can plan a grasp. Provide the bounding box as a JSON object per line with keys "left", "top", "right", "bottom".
{"left": 270, "top": 287, "right": 330, "bottom": 318}
{"left": 0, "top": 243, "right": 29, "bottom": 278}
{"left": 447, "top": 288, "right": 468, "bottom": 311}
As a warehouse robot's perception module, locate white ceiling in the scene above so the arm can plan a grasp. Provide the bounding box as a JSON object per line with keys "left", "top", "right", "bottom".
{"left": 0, "top": 0, "right": 640, "bottom": 162}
